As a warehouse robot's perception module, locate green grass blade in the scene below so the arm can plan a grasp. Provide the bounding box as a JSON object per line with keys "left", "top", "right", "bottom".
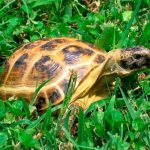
{"left": 30, "top": 78, "right": 52, "bottom": 106}
{"left": 63, "top": 110, "right": 71, "bottom": 130}
{"left": 118, "top": 0, "right": 142, "bottom": 47}
{"left": 85, "top": 98, "right": 109, "bottom": 116}
{"left": 106, "top": 95, "right": 116, "bottom": 111}
{"left": 62, "top": 71, "right": 77, "bottom": 107}
{"left": 119, "top": 85, "right": 136, "bottom": 120}
{"left": 31, "top": 0, "right": 59, "bottom": 8}
{"left": 77, "top": 108, "right": 84, "bottom": 144}
{"left": 51, "top": 103, "right": 63, "bottom": 113}
{"left": 21, "top": 0, "right": 30, "bottom": 21}
{"left": 56, "top": 71, "right": 77, "bottom": 133}
{"left": 63, "top": 127, "right": 80, "bottom": 150}
{"left": 0, "top": 0, "right": 16, "bottom": 13}
{"left": 42, "top": 103, "right": 52, "bottom": 130}
{"left": 10, "top": 119, "right": 31, "bottom": 128}
{"left": 43, "top": 129, "right": 57, "bottom": 148}
{"left": 21, "top": 97, "right": 31, "bottom": 119}
{"left": 27, "top": 113, "right": 46, "bottom": 129}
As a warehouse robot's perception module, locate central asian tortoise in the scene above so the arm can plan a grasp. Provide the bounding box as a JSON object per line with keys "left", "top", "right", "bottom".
{"left": 0, "top": 37, "right": 150, "bottom": 111}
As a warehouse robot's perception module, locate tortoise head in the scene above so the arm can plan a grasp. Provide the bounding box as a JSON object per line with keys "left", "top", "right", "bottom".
{"left": 111, "top": 46, "right": 150, "bottom": 73}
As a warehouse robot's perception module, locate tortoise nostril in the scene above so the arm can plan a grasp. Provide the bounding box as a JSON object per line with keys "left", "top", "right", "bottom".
{"left": 133, "top": 54, "right": 142, "bottom": 59}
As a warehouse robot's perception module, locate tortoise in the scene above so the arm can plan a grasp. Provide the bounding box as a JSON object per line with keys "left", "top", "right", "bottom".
{"left": 0, "top": 37, "right": 150, "bottom": 112}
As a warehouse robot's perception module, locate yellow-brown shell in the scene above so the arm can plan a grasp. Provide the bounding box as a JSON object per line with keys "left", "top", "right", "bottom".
{"left": 0, "top": 37, "right": 106, "bottom": 111}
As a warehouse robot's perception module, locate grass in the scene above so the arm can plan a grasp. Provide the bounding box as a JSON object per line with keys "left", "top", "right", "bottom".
{"left": 0, "top": 77, "right": 149, "bottom": 149}
{"left": 0, "top": 0, "right": 150, "bottom": 149}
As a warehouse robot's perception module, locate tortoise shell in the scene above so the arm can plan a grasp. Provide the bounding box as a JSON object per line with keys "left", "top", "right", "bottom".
{"left": 0, "top": 37, "right": 107, "bottom": 111}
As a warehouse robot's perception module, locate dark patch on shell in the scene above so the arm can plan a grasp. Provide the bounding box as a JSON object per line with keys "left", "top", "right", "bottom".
{"left": 60, "top": 79, "right": 68, "bottom": 93}
{"left": 24, "top": 43, "right": 33, "bottom": 49}
{"left": 37, "top": 56, "right": 51, "bottom": 63}
{"left": 62, "top": 45, "right": 94, "bottom": 64}
{"left": 49, "top": 89, "right": 61, "bottom": 103}
{"left": 41, "top": 39, "right": 64, "bottom": 50}
{"left": 94, "top": 54, "right": 105, "bottom": 64}
{"left": 53, "top": 39, "right": 65, "bottom": 43}
{"left": 4, "top": 60, "right": 10, "bottom": 72}
{"left": 35, "top": 56, "right": 62, "bottom": 78}
{"left": 36, "top": 97, "right": 46, "bottom": 110}
{"left": 24, "top": 41, "right": 40, "bottom": 49}
{"left": 14, "top": 53, "right": 28, "bottom": 68}
{"left": 41, "top": 41, "right": 56, "bottom": 50}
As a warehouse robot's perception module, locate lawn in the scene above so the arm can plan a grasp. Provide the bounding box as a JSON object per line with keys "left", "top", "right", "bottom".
{"left": 0, "top": 0, "right": 150, "bottom": 149}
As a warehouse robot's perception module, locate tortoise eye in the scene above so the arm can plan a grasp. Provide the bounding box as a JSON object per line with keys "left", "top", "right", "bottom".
{"left": 134, "top": 54, "right": 142, "bottom": 59}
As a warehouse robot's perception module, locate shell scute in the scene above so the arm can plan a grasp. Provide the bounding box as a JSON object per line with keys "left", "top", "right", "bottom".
{"left": 25, "top": 56, "right": 64, "bottom": 85}
{"left": 35, "top": 91, "right": 47, "bottom": 110}
{"left": 93, "top": 54, "right": 105, "bottom": 64}
{"left": 60, "top": 45, "right": 94, "bottom": 65}
{"left": 40, "top": 39, "right": 65, "bottom": 51}
{"left": 35, "top": 56, "right": 51, "bottom": 67}
{"left": 14, "top": 53, "right": 28, "bottom": 68}
{"left": 73, "top": 65, "right": 92, "bottom": 82}
{"left": 5, "top": 53, "right": 29, "bottom": 85}
{"left": 34, "top": 56, "right": 63, "bottom": 78}
{"left": 24, "top": 41, "right": 41, "bottom": 49}
{"left": 41, "top": 41, "right": 57, "bottom": 50}
{"left": 48, "top": 89, "right": 61, "bottom": 103}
